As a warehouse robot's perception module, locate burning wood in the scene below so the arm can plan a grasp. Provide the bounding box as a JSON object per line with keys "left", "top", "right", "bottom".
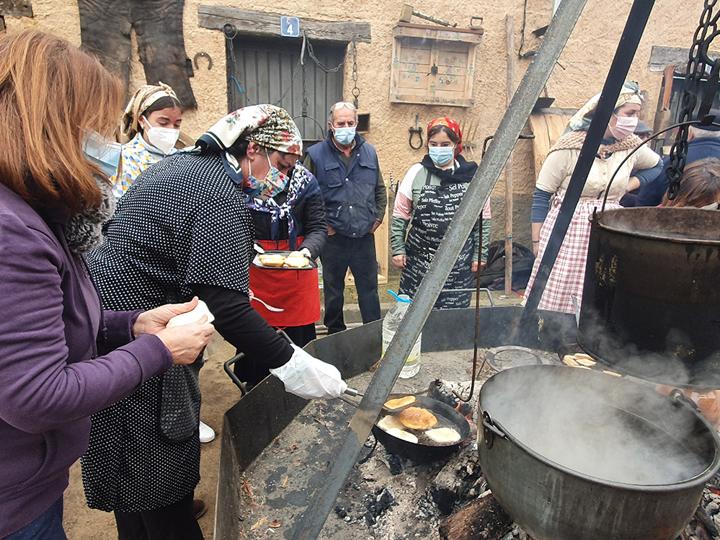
{"left": 438, "top": 490, "right": 513, "bottom": 540}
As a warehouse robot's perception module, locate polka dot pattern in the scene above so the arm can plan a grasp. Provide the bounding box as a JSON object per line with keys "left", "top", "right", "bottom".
{"left": 81, "top": 152, "right": 254, "bottom": 512}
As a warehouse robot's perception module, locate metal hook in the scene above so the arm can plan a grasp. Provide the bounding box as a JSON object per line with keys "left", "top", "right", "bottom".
{"left": 408, "top": 114, "right": 424, "bottom": 150}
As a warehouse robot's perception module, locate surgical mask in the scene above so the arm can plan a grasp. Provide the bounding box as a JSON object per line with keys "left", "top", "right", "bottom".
{"left": 429, "top": 146, "right": 455, "bottom": 167}
{"left": 244, "top": 152, "right": 290, "bottom": 199}
{"left": 141, "top": 116, "right": 180, "bottom": 155}
{"left": 83, "top": 130, "right": 122, "bottom": 177}
{"left": 609, "top": 115, "right": 638, "bottom": 140}
{"left": 333, "top": 126, "right": 356, "bottom": 146}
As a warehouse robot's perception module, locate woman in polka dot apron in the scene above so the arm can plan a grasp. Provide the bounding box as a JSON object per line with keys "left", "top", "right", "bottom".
{"left": 83, "top": 105, "right": 348, "bottom": 540}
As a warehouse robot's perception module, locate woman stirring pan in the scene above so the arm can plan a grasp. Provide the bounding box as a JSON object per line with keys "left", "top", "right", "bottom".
{"left": 0, "top": 30, "right": 213, "bottom": 539}
{"left": 82, "top": 104, "right": 346, "bottom": 540}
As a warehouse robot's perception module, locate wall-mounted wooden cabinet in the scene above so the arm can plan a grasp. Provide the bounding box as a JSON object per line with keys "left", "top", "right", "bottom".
{"left": 390, "top": 24, "right": 482, "bottom": 108}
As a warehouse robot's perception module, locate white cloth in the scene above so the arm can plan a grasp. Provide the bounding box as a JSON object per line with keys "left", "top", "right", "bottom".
{"left": 270, "top": 345, "right": 347, "bottom": 400}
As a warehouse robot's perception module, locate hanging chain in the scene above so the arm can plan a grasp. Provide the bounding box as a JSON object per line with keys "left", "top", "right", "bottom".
{"left": 304, "top": 33, "right": 345, "bottom": 73}
{"left": 666, "top": 0, "right": 720, "bottom": 199}
{"left": 351, "top": 41, "right": 360, "bottom": 109}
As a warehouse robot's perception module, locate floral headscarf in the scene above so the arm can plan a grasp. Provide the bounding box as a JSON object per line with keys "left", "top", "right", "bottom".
{"left": 195, "top": 104, "right": 303, "bottom": 185}
{"left": 427, "top": 117, "right": 463, "bottom": 155}
{"left": 565, "top": 81, "right": 643, "bottom": 133}
{"left": 119, "top": 82, "right": 179, "bottom": 143}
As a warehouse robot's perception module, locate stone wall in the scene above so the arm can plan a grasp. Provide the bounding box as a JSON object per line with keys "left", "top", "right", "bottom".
{"left": 4, "top": 0, "right": 705, "bottom": 249}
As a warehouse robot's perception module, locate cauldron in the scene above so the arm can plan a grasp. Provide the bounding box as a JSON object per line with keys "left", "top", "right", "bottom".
{"left": 578, "top": 207, "right": 720, "bottom": 389}
{"left": 478, "top": 365, "right": 720, "bottom": 540}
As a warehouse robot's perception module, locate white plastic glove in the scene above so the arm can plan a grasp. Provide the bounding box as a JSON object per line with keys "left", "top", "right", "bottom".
{"left": 299, "top": 247, "right": 312, "bottom": 259}
{"left": 270, "top": 345, "right": 348, "bottom": 400}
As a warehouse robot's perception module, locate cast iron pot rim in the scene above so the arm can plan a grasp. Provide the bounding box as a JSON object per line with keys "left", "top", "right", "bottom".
{"left": 594, "top": 207, "right": 720, "bottom": 246}
{"left": 480, "top": 371, "right": 720, "bottom": 493}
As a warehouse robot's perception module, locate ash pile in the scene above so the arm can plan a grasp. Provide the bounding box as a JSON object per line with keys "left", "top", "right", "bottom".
{"left": 681, "top": 482, "right": 720, "bottom": 540}
{"left": 320, "top": 379, "right": 527, "bottom": 540}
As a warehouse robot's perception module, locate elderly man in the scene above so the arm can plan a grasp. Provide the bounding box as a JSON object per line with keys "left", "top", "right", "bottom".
{"left": 304, "top": 102, "right": 387, "bottom": 334}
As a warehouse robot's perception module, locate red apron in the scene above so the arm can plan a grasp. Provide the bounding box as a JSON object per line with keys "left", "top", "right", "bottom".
{"left": 249, "top": 237, "right": 321, "bottom": 327}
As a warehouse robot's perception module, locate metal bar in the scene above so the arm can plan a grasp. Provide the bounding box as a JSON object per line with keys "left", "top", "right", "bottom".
{"left": 289, "top": 1, "right": 588, "bottom": 537}
{"left": 505, "top": 14, "right": 516, "bottom": 296}
{"left": 521, "top": 0, "right": 656, "bottom": 321}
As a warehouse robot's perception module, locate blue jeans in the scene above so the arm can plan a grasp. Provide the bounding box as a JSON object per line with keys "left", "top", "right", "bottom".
{"left": 321, "top": 233, "right": 381, "bottom": 333}
{"left": 6, "top": 498, "right": 66, "bottom": 540}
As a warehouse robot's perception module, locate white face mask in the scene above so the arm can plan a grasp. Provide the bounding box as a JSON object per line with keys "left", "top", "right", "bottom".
{"left": 141, "top": 116, "right": 180, "bottom": 155}
{"left": 609, "top": 114, "right": 639, "bottom": 140}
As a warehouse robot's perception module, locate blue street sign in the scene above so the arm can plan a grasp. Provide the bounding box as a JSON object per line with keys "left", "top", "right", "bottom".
{"left": 280, "top": 16, "right": 300, "bottom": 38}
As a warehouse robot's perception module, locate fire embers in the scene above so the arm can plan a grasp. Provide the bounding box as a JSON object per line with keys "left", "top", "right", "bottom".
{"left": 682, "top": 482, "right": 720, "bottom": 539}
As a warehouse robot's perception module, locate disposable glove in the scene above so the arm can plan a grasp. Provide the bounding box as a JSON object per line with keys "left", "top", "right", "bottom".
{"left": 270, "top": 345, "right": 348, "bottom": 399}
{"left": 299, "top": 247, "right": 312, "bottom": 259}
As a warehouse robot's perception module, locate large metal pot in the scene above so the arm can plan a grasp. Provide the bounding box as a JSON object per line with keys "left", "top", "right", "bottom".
{"left": 578, "top": 207, "right": 720, "bottom": 389}
{"left": 478, "top": 365, "right": 720, "bottom": 540}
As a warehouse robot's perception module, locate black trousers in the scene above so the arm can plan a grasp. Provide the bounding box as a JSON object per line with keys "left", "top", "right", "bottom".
{"left": 233, "top": 323, "right": 317, "bottom": 387}
{"left": 321, "top": 233, "right": 381, "bottom": 334}
{"left": 114, "top": 493, "right": 203, "bottom": 540}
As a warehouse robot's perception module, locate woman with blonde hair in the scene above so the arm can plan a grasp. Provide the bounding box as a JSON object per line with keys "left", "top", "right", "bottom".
{"left": 111, "top": 83, "right": 184, "bottom": 198}
{"left": 0, "top": 30, "right": 213, "bottom": 539}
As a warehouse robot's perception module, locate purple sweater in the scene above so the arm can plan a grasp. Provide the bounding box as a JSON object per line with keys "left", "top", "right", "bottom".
{"left": 0, "top": 184, "right": 173, "bottom": 537}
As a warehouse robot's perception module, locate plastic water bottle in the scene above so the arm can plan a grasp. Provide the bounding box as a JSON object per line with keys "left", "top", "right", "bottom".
{"left": 382, "top": 292, "right": 421, "bottom": 379}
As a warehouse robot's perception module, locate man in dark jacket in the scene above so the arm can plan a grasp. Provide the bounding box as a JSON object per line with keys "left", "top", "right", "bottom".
{"left": 304, "top": 102, "right": 387, "bottom": 334}
{"left": 631, "top": 121, "right": 720, "bottom": 206}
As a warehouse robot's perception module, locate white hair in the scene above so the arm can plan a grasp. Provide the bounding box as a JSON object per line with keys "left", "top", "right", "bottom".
{"left": 690, "top": 125, "right": 720, "bottom": 139}
{"left": 328, "top": 101, "right": 358, "bottom": 124}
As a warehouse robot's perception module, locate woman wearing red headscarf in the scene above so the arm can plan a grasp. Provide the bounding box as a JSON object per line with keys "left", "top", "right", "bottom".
{"left": 390, "top": 117, "right": 491, "bottom": 308}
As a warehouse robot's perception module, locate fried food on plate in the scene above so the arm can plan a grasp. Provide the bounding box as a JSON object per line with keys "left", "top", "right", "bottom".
{"left": 574, "top": 353, "right": 597, "bottom": 367}
{"left": 398, "top": 407, "right": 438, "bottom": 430}
{"left": 562, "top": 355, "right": 580, "bottom": 368}
{"left": 258, "top": 254, "right": 285, "bottom": 267}
{"left": 384, "top": 396, "right": 416, "bottom": 410}
{"left": 425, "top": 427, "right": 462, "bottom": 444}
{"left": 386, "top": 428, "right": 418, "bottom": 444}
{"left": 283, "top": 256, "right": 309, "bottom": 268}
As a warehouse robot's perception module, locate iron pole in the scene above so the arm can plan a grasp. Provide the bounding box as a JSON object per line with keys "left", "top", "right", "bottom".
{"left": 291, "top": 0, "right": 588, "bottom": 537}
{"left": 521, "top": 0, "right": 656, "bottom": 321}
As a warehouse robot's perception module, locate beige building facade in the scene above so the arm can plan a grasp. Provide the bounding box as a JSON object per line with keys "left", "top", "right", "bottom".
{"left": 3, "top": 0, "right": 707, "bottom": 253}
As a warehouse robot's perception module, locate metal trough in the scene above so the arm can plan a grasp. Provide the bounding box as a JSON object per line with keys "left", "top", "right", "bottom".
{"left": 214, "top": 306, "right": 577, "bottom": 538}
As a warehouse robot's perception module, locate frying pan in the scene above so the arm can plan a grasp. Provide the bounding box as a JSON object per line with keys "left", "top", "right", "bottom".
{"left": 370, "top": 396, "right": 471, "bottom": 463}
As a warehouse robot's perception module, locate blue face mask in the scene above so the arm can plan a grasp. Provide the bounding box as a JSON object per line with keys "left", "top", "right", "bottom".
{"left": 333, "top": 126, "right": 356, "bottom": 146}
{"left": 83, "top": 131, "right": 122, "bottom": 177}
{"left": 429, "top": 146, "right": 455, "bottom": 167}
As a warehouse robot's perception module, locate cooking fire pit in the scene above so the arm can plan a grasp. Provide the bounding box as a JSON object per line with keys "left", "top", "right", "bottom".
{"left": 215, "top": 306, "right": 576, "bottom": 538}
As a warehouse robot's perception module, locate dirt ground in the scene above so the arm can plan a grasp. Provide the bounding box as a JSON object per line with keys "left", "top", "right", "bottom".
{"left": 63, "top": 335, "right": 239, "bottom": 539}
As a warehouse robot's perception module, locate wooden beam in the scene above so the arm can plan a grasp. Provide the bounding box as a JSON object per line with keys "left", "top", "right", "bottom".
{"left": 393, "top": 23, "right": 483, "bottom": 43}
{"left": 0, "top": 0, "right": 33, "bottom": 17}
{"left": 649, "top": 45, "right": 719, "bottom": 72}
{"left": 197, "top": 5, "right": 371, "bottom": 43}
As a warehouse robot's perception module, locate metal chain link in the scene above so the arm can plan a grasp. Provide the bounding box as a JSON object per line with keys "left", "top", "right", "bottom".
{"left": 666, "top": 0, "right": 720, "bottom": 199}
{"left": 350, "top": 41, "right": 360, "bottom": 108}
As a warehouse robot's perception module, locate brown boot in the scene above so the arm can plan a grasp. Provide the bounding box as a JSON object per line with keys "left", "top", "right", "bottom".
{"left": 193, "top": 499, "right": 207, "bottom": 520}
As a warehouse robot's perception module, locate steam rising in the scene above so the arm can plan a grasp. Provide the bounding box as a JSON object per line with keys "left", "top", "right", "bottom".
{"left": 482, "top": 366, "right": 714, "bottom": 486}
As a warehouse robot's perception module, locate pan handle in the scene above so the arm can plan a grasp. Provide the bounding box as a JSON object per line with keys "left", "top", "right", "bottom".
{"left": 482, "top": 411, "right": 506, "bottom": 449}
{"left": 223, "top": 352, "right": 248, "bottom": 395}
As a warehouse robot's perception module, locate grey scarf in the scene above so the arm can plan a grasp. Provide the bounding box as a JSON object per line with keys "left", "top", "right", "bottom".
{"left": 64, "top": 177, "right": 116, "bottom": 254}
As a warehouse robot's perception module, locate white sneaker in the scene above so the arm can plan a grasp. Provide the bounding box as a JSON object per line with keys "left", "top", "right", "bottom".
{"left": 199, "top": 420, "right": 215, "bottom": 443}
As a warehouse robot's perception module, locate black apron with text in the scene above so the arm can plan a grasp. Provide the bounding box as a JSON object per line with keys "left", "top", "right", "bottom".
{"left": 399, "top": 174, "right": 474, "bottom": 308}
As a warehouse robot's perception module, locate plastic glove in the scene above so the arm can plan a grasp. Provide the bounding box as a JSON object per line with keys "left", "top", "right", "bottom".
{"left": 299, "top": 247, "right": 312, "bottom": 259}
{"left": 270, "top": 345, "right": 348, "bottom": 400}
